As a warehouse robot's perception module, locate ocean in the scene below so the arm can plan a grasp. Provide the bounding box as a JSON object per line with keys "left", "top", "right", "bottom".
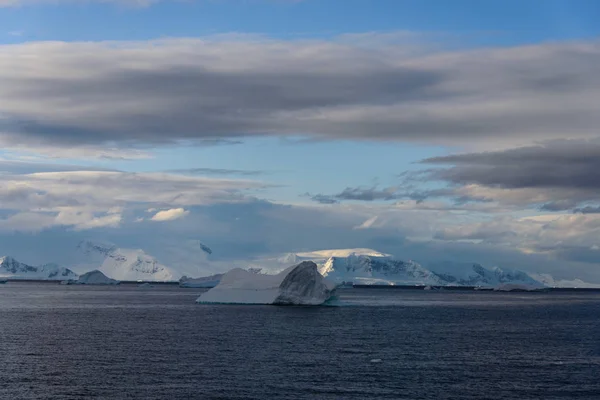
{"left": 1, "top": 283, "right": 599, "bottom": 399}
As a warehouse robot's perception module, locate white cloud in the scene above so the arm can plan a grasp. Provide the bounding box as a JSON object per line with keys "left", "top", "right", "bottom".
{"left": 151, "top": 208, "right": 189, "bottom": 222}
{"left": 353, "top": 215, "right": 379, "bottom": 230}
{"left": 0, "top": 170, "right": 267, "bottom": 231}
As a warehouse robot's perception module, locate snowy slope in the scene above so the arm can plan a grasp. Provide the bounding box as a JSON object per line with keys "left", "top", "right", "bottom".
{"left": 433, "top": 264, "right": 544, "bottom": 288}
{"left": 263, "top": 248, "right": 594, "bottom": 288}
{"left": 77, "top": 241, "right": 178, "bottom": 281}
{"left": 319, "top": 254, "right": 446, "bottom": 286}
{"left": 529, "top": 273, "right": 600, "bottom": 288}
{"left": 0, "top": 256, "right": 78, "bottom": 280}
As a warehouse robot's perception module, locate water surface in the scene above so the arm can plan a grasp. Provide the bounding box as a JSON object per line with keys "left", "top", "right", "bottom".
{"left": 1, "top": 283, "right": 599, "bottom": 399}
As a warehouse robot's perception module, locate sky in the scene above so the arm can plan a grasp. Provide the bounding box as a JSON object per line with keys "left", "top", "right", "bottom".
{"left": 2, "top": 0, "right": 600, "bottom": 281}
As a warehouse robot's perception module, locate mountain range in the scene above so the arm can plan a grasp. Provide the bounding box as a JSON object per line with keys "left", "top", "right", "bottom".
{"left": 1, "top": 245, "right": 598, "bottom": 287}
{"left": 0, "top": 256, "right": 77, "bottom": 280}
{"left": 76, "top": 241, "right": 178, "bottom": 281}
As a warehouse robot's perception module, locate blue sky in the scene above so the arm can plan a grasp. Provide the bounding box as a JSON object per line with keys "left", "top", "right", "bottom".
{"left": 2, "top": 0, "right": 600, "bottom": 282}
{"left": 3, "top": 0, "right": 600, "bottom": 44}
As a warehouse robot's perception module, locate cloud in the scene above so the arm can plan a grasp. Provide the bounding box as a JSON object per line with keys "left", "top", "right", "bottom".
{"left": 0, "top": 170, "right": 268, "bottom": 231}
{"left": 1, "top": 37, "right": 599, "bottom": 154}
{"left": 419, "top": 139, "right": 600, "bottom": 211}
{"left": 151, "top": 208, "right": 189, "bottom": 221}
{"left": 164, "top": 167, "right": 265, "bottom": 176}
{"left": 431, "top": 213, "right": 600, "bottom": 268}
{"left": 306, "top": 193, "right": 339, "bottom": 204}
{"left": 353, "top": 215, "right": 379, "bottom": 230}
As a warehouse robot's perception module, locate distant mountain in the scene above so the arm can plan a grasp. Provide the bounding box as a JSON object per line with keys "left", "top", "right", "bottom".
{"left": 434, "top": 263, "right": 544, "bottom": 288}
{"left": 0, "top": 256, "right": 77, "bottom": 280}
{"left": 319, "top": 254, "right": 446, "bottom": 286}
{"left": 529, "top": 273, "right": 600, "bottom": 288}
{"left": 265, "top": 248, "right": 597, "bottom": 288}
{"left": 77, "top": 241, "right": 178, "bottom": 281}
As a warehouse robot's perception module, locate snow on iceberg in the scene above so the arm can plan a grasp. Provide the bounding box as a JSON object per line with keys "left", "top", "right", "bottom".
{"left": 179, "top": 273, "right": 223, "bottom": 288}
{"left": 77, "top": 270, "right": 120, "bottom": 285}
{"left": 196, "top": 261, "right": 336, "bottom": 305}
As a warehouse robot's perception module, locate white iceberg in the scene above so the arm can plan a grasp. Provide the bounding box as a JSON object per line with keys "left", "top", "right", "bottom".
{"left": 77, "top": 270, "right": 120, "bottom": 285}
{"left": 196, "top": 261, "right": 336, "bottom": 305}
{"left": 179, "top": 273, "right": 223, "bottom": 288}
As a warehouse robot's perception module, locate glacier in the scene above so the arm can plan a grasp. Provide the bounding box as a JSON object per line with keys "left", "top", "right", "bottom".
{"left": 196, "top": 261, "right": 336, "bottom": 305}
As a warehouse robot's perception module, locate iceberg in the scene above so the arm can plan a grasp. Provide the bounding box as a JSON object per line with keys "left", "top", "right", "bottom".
{"left": 493, "top": 283, "right": 542, "bottom": 292}
{"left": 196, "top": 261, "right": 336, "bottom": 305}
{"left": 179, "top": 273, "right": 223, "bottom": 288}
{"left": 76, "top": 270, "right": 120, "bottom": 285}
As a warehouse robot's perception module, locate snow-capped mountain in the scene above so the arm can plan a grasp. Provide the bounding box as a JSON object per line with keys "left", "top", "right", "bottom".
{"left": 77, "top": 241, "right": 178, "bottom": 281}
{"left": 434, "top": 263, "right": 544, "bottom": 288}
{"left": 319, "top": 254, "right": 447, "bottom": 286}
{"left": 0, "top": 256, "right": 78, "bottom": 280}
{"left": 529, "top": 273, "right": 600, "bottom": 288}
{"left": 318, "top": 254, "right": 547, "bottom": 287}
{"left": 262, "top": 248, "right": 595, "bottom": 288}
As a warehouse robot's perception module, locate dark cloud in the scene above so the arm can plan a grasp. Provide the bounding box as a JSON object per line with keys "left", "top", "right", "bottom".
{"left": 540, "top": 200, "right": 578, "bottom": 212}
{"left": 413, "top": 139, "right": 600, "bottom": 211}
{"left": 423, "top": 140, "right": 600, "bottom": 190}
{"left": 306, "top": 194, "right": 339, "bottom": 204}
{"left": 573, "top": 206, "right": 600, "bottom": 214}
{"left": 1, "top": 38, "right": 600, "bottom": 151}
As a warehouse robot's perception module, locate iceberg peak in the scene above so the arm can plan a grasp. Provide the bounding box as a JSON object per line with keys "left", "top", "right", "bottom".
{"left": 196, "top": 261, "right": 336, "bottom": 305}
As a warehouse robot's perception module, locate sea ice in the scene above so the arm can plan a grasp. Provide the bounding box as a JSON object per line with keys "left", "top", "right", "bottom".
{"left": 196, "top": 261, "right": 336, "bottom": 305}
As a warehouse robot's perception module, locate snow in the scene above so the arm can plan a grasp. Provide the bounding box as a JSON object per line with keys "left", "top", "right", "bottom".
{"left": 0, "top": 256, "right": 78, "bottom": 280}
{"left": 196, "top": 261, "right": 336, "bottom": 305}
{"left": 318, "top": 254, "right": 445, "bottom": 286}
{"left": 77, "top": 270, "right": 120, "bottom": 285}
{"left": 179, "top": 273, "right": 223, "bottom": 288}
{"left": 77, "top": 241, "right": 178, "bottom": 281}
{"left": 529, "top": 273, "right": 600, "bottom": 288}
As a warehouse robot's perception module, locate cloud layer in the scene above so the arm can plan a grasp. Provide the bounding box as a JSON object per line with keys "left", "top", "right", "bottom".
{"left": 0, "top": 170, "right": 267, "bottom": 231}
{"left": 1, "top": 37, "right": 599, "bottom": 155}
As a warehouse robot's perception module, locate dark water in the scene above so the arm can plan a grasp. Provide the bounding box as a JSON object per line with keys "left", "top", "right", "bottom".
{"left": 1, "top": 283, "right": 599, "bottom": 399}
